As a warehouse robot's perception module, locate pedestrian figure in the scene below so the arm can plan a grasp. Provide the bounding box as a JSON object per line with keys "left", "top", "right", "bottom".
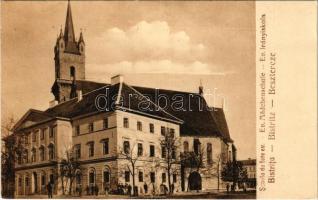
{"left": 46, "top": 182, "right": 53, "bottom": 199}
{"left": 171, "top": 183, "right": 174, "bottom": 194}
{"left": 144, "top": 182, "right": 148, "bottom": 194}
{"left": 226, "top": 184, "right": 229, "bottom": 193}
{"left": 95, "top": 185, "right": 99, "bottom": 196}
{"left": 243, "top": 182, "right": 247, "bottom": 193}
{"left": 127, "top": 184, "right": 132, "bottom": 196}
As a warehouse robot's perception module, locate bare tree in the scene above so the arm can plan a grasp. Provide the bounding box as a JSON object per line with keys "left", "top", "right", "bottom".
{"left": 1, "top": 116, "right": 23, "bottom": 198}
{"left": 160, "top": 130, "right": 179, "bottom": 194}
{"left": 59, "top": 147, "right": 82, "bottom": 195}
{"left": 117, "top": 142, "right": 141, "bottom": 196}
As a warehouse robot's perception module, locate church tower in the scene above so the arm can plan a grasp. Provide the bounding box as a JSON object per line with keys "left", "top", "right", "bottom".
{"left": 51, "top": 0, "right": 85, "bottom": 103}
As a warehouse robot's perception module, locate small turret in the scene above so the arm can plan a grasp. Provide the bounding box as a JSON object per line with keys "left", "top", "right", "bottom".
{"left": 199, "top": 79, "right": 204, "bottom": 95}
{"left": 78, "top": 31, "right": 85, "bottom": 54}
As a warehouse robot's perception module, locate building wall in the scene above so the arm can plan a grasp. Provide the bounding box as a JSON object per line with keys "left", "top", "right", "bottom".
{"left": 116, "top": 110, "right": 181, "bottom": 194}
{"left": 180, "top": 136, "right": 229, "bottom": 191}
{"left": 14, "top": 119, "right": 72, "bottom": 196}
{"left": 55, "top": 47, "right": 85, "bottom": 81}
{"left": 72, "top": 112, "right": 118, "bottom": 160}
{"left": 14, "top": 110, "right": 232, "bottom": 195}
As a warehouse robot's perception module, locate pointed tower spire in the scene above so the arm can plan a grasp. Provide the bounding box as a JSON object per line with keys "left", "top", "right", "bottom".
{"left": 64, "top": 0, "right": 75, "bottom": 43}
{"left": 78, "top": 29, "right": 84, "bottom": 43}
{"left": 59, "top": 26, "right": 63, "bottom": 38}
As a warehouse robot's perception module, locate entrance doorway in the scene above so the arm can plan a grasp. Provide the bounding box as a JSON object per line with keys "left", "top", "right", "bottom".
{"left": 188, "top": 171, "right": 202, "bottom": 190}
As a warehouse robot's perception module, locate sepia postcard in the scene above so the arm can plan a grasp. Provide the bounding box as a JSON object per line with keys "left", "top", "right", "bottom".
{"left": 1, "top": 1, "right": 317, "bottom": 199}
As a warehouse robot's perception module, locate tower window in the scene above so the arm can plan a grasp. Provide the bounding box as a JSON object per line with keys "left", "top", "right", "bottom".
{"left": 70, "top": 66, "right": 76, "bottom": 80}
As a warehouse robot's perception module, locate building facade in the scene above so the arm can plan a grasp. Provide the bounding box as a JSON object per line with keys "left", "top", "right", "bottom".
{"left": 239, "top": 159, "right": 256, "bottom": 189}
{"left": 12, "top": 1, "right": 235, "bottom": 196}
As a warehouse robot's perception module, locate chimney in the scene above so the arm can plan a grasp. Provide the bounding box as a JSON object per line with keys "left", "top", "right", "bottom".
{"left": 49, "top": 100, "right": 58, "bottom": 108}
{"left": 111, "top": 75, "right": 124, "bottom": 85}
{"left": 77, "top": 90, "right": 82, "bottom": 101}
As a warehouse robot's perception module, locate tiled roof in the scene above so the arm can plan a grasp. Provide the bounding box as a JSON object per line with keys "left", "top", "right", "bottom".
{"left": 75, "top": 80, "right": 108, "bottom": 94}
{"left": 131, "top": 86, "right": 232, "bottom": 142}
{"left": 39, "top": 80, "right": 232, "bottom": 142}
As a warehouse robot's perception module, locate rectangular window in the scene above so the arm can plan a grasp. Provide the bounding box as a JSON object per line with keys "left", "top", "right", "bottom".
{"left": 137, "top": 121, "right": 142, "bottom": 131}
{"left": 88, "top": 142, "right": 94, "bottom": 157}
{"left": 149, "top": 123, "right": 154, "bottom": 133}
{"left": 172, "top": 148, "right": 176, "bottom": 159}
{"left": 162, "top": 173, "right": 166, "bottom": 183}
{"left": 150, "top": 145, "right": 155, "bottom": 157}
{"left": 207, "top": 143, "right": 212, "bottom": 164}
{"left": 40, "top": 128, "right": 46, "bottom": 140}
{"left": 123, "top": 118, "right": 129, "bottom": 128}
{"left": 50, "top": 126, "right": 56, "bottom": 138}
{"left": 138, "top": 143, "right": 143, "bottom": 156}
{"left": 32, "top": 131, "right": 37, "bottom": 142}
{"left": 88, "top": 123, "right": 94, "bottom": 133}
{"left": 161, "top": 126, "right": 166, "bottom": 136}
{"left": 75, "top": 126, "right": 80, "bottom": 136}
{"left": 75, "top": 144, "right": 81, "bottom": 159}
{"left": 103, "top": 118, "right": 108, "bottom": 129}
{"left": 173, "top": 174, "right": 177, "bottom": 183}
{"left": 150, "top": 172, "right": 155, "bottom": 183}
{"left": 161, "top": 146, "right": 166, "bottom": 158}
{"left": 124, "top": 141, "right": 130, "bottom": 154}
{"left": 103, "top": 139, "right": 109, "bottom": 155}
{"left": 169, "top": 128, "right": 175, "bottom": 137}
{"left": 24, "top": 134, "right": 29, "bottom": 145}
{"left": 138, "top": 171, "right": 143, "bottom": 182}
{"left": 125, "top": 171, "right": 130, "bottom": 182}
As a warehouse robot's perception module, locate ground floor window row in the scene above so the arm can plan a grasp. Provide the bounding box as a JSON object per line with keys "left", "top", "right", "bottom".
{"left": 16, "top": 170, "right": 57, "bottom": 195}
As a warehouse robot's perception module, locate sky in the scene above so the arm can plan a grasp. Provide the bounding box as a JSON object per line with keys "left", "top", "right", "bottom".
{"left": 1, "top": 1, "right": 255, "bottom": 160}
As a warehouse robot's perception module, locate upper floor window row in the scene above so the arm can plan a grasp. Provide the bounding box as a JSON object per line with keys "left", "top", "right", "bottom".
{"left": 28, "top": 126, "right": 55, "bottom": 144}
{"left": 161, "top": 126, "right": 175, "bottom": 137}
{"left": 74, "top": 117, "right": 109, "bottom": 136}
{"left": 123, "top": 117, "right": 174, "bottom": 135}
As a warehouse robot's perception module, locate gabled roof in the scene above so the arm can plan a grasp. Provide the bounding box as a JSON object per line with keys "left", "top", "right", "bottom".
{"left": 12, "top": 109, "right": 54, "bottom": 132}
{"left": 131, "top": 86, "right": 232, "bottom": 142}
{"left": 18, "top": 80, "right": 232, "bottom": 142}
{"left": 45, "top": 82, "right": 182, "bottom": 123}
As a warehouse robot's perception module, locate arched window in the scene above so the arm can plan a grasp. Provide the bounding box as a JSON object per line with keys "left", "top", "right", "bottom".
{"left": 88, "top": 168, "right": 96, "bottom": 186}
{"left": 31, "top": 148, "right": 36, "bottom": 162}
{"left": 103, "top": 167, "right": 111, "bottom": 185}
{"left": 75, "top": 170, "right": 82, "bottom": 187}
{"left": 183, "top": 141, "right": 189, "bottom": 152}
{"left": 70, "top": 66, "right": 76, "bottom": 80}
{"left": 48, "top": 144, "right": 55, "bottom": 160}
{"left": 207, "top": 143, "right": 212, "bottom": 164}
{"left": 39, "top": 146, "right": 45, "bottom": 161}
